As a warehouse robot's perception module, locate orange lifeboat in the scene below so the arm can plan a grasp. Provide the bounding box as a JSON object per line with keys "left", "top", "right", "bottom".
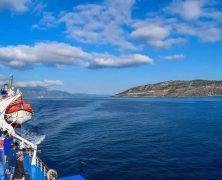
{"left": 4, "top": 98, "right": 33, "bottom": 127}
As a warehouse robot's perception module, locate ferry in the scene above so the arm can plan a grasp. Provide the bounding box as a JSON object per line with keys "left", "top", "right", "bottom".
{"left": 0, "top": 76, "right": 85, "bottom": 180}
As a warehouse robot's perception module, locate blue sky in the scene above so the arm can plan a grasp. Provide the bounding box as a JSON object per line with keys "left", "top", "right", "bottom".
{"left": 0, "top": 0, "right": 222, "bottom": 94}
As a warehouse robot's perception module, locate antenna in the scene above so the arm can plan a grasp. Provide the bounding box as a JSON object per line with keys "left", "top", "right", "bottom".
{"left": 9, "top": 74, "right": 13, "bottom": 88}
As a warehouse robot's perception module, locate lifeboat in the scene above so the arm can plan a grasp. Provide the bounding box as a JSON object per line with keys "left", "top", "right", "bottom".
{"left": 4, "top": 97, "right": 33, "bottom": 127}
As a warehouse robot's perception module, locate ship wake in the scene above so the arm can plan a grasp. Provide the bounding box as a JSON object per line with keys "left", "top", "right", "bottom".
{"left": 16, "top": 128, "right": 46, "bottom": 145}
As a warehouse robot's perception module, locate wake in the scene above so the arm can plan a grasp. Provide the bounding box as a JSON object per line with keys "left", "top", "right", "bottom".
{"left": 16, "top": 128, "right": 46, "bottom": 145}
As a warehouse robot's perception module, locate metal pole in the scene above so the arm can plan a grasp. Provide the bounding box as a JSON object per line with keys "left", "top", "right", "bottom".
{"left": 9, "top": 75, "right": 13, "bottom": 88}
{"left": 31, "top": 144, "right": 37, "bottom": 165}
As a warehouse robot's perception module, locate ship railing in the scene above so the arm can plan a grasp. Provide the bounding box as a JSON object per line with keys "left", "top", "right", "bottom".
{"left": 36, "top": 155, "right": 49, "bottom": 176}
{"left": 13, "top": 133, "right": 37, "bottom": 165}
{"left": 13, "top": 133, "right": 54, "bottom": 178}
{"left": 26, "top": 148, "right": 49, "bottom": 176}
{"left": 26, "top": 148, "right": 58, "bottom": 179}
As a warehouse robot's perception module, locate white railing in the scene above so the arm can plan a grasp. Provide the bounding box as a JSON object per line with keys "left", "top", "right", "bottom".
{"left": 13, "top": 133, "right": 50, "bottom": 177}
{"left": 36, "top": 156, "right": 49, "bottom": 176}
{"left": 13, "top": 133, "right": 37, "bottom": 165}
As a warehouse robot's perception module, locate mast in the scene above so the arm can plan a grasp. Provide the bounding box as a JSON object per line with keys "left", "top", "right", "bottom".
{"left": 9, "top": 74, "right": 13, "bottom": 88}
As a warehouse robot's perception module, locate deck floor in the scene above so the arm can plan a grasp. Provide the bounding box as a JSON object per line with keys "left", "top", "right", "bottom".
{"left": 0, "top": 148, "right": 85, "bottom": 180}
{"left": 0, "top": 148, "right": 46, "bottom": 180}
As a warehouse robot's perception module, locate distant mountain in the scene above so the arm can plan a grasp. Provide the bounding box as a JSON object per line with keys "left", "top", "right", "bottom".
{"left": 19, "top": 87, "right": 91, "bottom": 99}
{"left": 113, "top": 80, "right": 222, "bottom": 97}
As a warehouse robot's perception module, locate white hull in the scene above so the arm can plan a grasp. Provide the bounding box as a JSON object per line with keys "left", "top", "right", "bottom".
{"left": 5, "top": 110, "right": 32, "bottom": 124}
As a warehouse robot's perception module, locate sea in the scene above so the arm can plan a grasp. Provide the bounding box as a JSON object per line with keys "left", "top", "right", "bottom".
{"left": 17, "top": 97, "right": 222, "bottom": 179}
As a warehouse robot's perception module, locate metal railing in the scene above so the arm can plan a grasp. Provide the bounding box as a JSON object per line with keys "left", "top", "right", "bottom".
{"left": 26, "top": 148, "right": 49, "bottom": 176}
{"left": 12, "top": 133, "right": 58, "bottom": 179}
{"left": 36, "top": 156, "right": 49, "bottom": 176}
{"left": 13, "top": 133, "right": 54, "bottom": 179}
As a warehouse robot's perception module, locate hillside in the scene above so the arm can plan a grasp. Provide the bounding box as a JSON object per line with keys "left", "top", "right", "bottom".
{"left": 114, "top": 80, "right": 222, "bottom": 97}
{"left": 19, "top": 87, "right": 89, "bottom": 99}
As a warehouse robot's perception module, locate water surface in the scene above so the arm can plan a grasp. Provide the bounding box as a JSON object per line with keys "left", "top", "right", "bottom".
{"left": 20, "top": 97, "right": 222, "bottom": 179}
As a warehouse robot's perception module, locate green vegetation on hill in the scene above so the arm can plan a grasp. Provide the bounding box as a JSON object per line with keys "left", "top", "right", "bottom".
{"left": 114, "top": 80, "right": 222, "bottom": 97}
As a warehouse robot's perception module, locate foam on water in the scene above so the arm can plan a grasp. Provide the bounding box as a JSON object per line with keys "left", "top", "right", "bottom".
{"left": 16, "top": 128, "right": 46, "bottom": 145}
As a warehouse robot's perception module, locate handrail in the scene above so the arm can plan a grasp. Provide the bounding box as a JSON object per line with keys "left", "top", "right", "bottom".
{"left": 26, "top": 147, "right": 50, "bottom": 176}
{"left": 14, "top": 134, "right": 52, "bottom": 178}
{"left": 13, "top": 133, "right": 35, "bottom": 149}
{"left": 13, "top": 133, "right": 37, "bottom": 165}
{"left": 36, "top": 156, "right": 49, "bottom": 176}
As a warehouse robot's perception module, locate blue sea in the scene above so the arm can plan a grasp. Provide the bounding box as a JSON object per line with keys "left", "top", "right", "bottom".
{"left": 19, "top": 97, "right": 222, "bottom": 179}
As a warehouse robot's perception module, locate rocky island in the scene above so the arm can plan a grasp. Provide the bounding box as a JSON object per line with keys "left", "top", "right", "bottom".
{"left": 114, "top": 80, "right": 222, "bottom": 97}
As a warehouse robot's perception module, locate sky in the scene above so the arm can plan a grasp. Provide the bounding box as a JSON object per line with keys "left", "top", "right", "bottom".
{"left": 0, "top": 0, "right": 222, "bottom": 94}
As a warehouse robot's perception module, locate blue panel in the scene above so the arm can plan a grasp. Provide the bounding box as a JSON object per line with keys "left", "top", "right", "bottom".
{"left": 1, "top": 148, "right": 84, "bottom": 180}
{"left": 0, "top": 148, "right": 46, "bottom": 180}
{"left": 23, "top": 154, "right": 46, "bottom": 180}
{"left": 0, "top": 148, "right": 9, "bottom": 180}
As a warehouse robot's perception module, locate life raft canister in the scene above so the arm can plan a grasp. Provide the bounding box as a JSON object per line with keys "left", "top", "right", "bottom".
{"left": 4, "top": 98, "right": 33, "bottom": 127}
{"left": 5, "top": 98, "right": 32, "bottom": 114}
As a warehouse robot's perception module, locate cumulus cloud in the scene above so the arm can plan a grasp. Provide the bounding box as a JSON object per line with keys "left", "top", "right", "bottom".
{"left": 198, "top": 27, "right": 221, "bottom": 42}
{"left": 131, "top": 25, "right": 170, "bottom": 41}
{"left": 33, "top": 0, "right": 138, "bottom": 50}
{"left": 161, "top": 54, "right": 185, "bottom": 61}
{"left": 89, "top": 54, "right": 153, "bottom": 68}
{"left": 167, "top": 0, "right": 203, "bottom": 20}
{"left": 131, "top": 0, "right": 222, "bottom": 46}
{"left": 163, "top": 0, "right": 222, "bottom": 43}
{"left": 167, "top": 0, "right": 222, "bottom": 20}
{"left": 57, "top": 0, "right": 137, "bottom": 50}
{"left": 0, "top": 42, "right": 153, "bottom": 69}
{"left": 0, "top": 42, "right": 91, "bottom": 68}
{"left": 176, "top": 22, "right": 221, "bottom": 42}
{"left": 0, "top": 0, "right": 30, "bottom": 12}
{"left": 14, "top": 80, "right": 63, "bottom": 87}
{"left": 32, "top": 0, "right": 222, "bottom": 50}
{"left": 131, "top": 24, "right": 186, "bottom": 48}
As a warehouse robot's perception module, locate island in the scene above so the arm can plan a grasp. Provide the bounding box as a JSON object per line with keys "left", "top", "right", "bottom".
{"left": 113, "top": 80, "right": 222, "bottom": 97}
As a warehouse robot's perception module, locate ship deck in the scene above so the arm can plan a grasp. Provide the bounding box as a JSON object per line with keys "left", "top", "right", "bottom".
{"left": 0, "top": 148, "right": 84, "bottom": 180}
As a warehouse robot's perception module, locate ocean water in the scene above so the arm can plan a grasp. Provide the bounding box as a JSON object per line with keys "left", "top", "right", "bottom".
{"left": 18, "top": 97, "right": 222, "bottom": 179}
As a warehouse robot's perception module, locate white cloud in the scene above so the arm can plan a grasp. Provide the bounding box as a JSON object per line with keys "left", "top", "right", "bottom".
{"left": 32, "top": 0, "right": 222, "bottom": 51}
{"left": 167, "top": 0, "right": 222, "bottom": 21}
{"left": 153, "top": 38, "right": 186, "bottom": 48}
{"left": 0, "top": 0, "right": 30, "bottom": 12}
{"left": 167, "top": 0, "right": 203, "bottom": 20}
{"left": 131, "top": 25, "right": 170, "bottom": 41}
{"left": 0, "top": 42, "right": 153, "bottom": 69}
{"left": 32, "top": 12, "right": 57, "bottom": 29}
{"left": 131, "top": 24, "right": 186, "bottom": 48}
{"left": 0, "top": 42, "right": 91, "bottom": 68}
{"left": 35, "top": 0, "right": 137, "bottom": 50}
{"left": 89, "top": 54, "right": 153, "bottom": 68}
{"left": 163, "top": 0, "right": 222, "bottom": 42}
{"left": 176, "top": 22, "right": 221, "bottom": 42}
{"left": 161, "top": 54, "right": 185, "bottom": 61}
{"left": 15, "top": 80, "right": 63, "bottom": 87}
{"left": 198, "top": 27, "right": 221, "bottom": 42}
